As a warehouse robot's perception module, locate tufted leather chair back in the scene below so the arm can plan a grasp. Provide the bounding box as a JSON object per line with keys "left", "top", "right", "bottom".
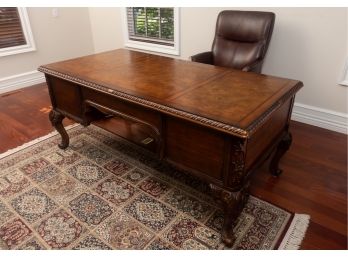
{"left": 212, "top": 10, "right": 275, "bottom": 73}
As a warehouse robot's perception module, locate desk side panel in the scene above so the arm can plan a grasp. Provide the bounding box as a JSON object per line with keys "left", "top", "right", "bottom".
{"left": 245, "top": 98, "right": 292, "bottom": 170}
{"left": 46, "top": 76, "right": 83, "bottom": 120}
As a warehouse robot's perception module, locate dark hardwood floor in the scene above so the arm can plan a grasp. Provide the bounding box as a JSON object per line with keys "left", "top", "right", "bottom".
{"left": 0, "top": 83, "right": 347, "bottom": 249}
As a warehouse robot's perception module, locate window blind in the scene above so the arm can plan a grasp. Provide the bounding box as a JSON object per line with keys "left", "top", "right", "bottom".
{"left": 127, "top": 7, "right": 174, "bottom": 46}
{"left": 0, "top": 7, "right": 26, "bottom": 49}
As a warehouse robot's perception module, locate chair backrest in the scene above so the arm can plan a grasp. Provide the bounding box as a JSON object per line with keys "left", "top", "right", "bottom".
{"left": 212, "top": 10, "right": 275, "bottom": 73}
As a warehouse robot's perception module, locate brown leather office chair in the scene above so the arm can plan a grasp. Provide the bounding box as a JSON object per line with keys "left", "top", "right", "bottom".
{"left": 191, "top": 10, "right": 275, "bottom": 73}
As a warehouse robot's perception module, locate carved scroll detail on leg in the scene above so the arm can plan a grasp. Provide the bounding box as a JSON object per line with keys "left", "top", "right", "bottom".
{"left": 49, "top": 110, "right": 69, "bottom": 149}
{"left": 269, "top": 132, "right": 292, "bottom": 177}
{"left": 209, "top": 182, "right": 250, "bottom": 247}
{"left": 228, "top": 139, "right": 246, "bottom": 187}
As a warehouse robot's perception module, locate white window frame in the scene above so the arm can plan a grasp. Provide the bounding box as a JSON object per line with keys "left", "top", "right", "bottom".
{"left": 122, "top": 7, "right": 180, "bottom": 56}
{"left": 0, "top": 7, "right": 36, "bottom": 57}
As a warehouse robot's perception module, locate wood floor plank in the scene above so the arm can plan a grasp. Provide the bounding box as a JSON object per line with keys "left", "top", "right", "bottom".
{"left": 0, "top": 83, "right": 347, "bottom": 249}
{"left": 253, "top": 174, "right": 346, "bottom": 217}
{"left": 0, "top": 112, "right": 29, "bottom": 152}
{"left": 300, "top": 221, "right": 348, "bottom": 249}
{"left": 0, "top": 84, "right": 73, "bottom": 153}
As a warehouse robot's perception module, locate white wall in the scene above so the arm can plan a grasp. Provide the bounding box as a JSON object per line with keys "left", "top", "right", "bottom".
{"left": 88, "top": 8, "right": 123, "bottom": 53}
{"left": 260, "top": 8, "right": 347, "bottom": 114}
{"left": 0, "top": 7, "right": 94, "bottom": 78}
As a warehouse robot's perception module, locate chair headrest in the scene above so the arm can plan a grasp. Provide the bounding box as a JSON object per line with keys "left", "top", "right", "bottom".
{"left": 216, "top": 10, "right": 275, "bottom": 43}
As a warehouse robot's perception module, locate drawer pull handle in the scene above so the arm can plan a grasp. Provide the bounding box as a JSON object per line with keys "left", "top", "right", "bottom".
{"left": 141, "top": 137, "right": 154, "bottom": 145}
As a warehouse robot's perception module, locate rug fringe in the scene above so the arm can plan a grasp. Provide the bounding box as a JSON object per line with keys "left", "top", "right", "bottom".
{"left": 0, "top": 124, "right": 79, "bottom": 160}
{"left": 278, "top": 214, "right": 310, "bottom": 250}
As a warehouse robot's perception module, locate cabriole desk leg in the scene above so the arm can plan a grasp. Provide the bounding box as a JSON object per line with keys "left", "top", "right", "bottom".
{"left": 49, "top": 110, "right": 69, "bottom": 149}
{"left": 209, "top": 182, "right": 250, "bottom": 247}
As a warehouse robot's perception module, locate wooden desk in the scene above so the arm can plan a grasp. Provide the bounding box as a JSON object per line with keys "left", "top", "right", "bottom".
{"left": 38, "top": 49, "right": 303, "bottom": 246}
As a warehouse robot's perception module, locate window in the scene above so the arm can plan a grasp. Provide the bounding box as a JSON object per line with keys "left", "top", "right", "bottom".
{"left": 0, "top": 7, "right": 35, "bottom": 57}
{"left": 123, "top": 7, "right": 179, "bottom": 55}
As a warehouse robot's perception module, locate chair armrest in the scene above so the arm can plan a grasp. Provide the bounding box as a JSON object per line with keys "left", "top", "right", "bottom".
{"left": 190, "top": 51, "right": 213, "bottom": 65}
{"left": 242, "top": 60, "right": 263, "bottom": 73}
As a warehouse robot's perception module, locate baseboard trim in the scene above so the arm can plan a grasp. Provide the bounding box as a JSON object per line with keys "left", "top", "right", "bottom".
{"left": 0, "top": 70, "right": 45, "bottom": 94}
{"left": 291, "top": 103, "right": 348, "bottom": 134}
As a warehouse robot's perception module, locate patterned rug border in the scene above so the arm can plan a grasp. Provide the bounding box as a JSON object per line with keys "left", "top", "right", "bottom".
{"left": 0, "top": 124, "right": 310, "bottom": 250}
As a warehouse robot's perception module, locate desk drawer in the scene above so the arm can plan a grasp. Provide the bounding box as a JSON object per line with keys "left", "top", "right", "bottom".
{"left": 82, "top": 88, "right": 161, "bottom": 128}
{"left": 81, "top": 88, "right": 162, "bottom": 154}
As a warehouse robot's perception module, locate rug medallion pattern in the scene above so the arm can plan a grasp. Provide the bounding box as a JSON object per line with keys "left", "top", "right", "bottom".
{"left": 0, "top": 125, "right": 291, "bottom": 250}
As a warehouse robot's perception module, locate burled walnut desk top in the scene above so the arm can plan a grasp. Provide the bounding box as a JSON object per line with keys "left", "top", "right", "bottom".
{"left": 38, "top": 49, "right": 303, "bottom": 138}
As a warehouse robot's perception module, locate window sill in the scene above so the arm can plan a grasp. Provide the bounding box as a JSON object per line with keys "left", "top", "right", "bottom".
{"left": 125, "top": 40, "right": 179, "bottom": 56}
{"left": 0, "top": 44, "right": 36, "bottom": 57}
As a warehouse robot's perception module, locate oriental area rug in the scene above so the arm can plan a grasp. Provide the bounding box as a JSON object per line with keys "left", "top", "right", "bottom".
{"left": 0, "top": 124, "right": 309, "bottom": 250}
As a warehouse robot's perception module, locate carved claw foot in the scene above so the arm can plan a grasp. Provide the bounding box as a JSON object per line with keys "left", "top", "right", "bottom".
{"left": 209, "top": 182, "right": 250, "bottom": 247}
{"left": 49, "top": 110, "right": 69, "bottom": 149}
{"left": 269, "top": 132, "right": 292, "bottom": 177}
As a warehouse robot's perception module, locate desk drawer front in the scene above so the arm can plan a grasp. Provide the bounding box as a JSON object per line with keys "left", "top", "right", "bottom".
{"left": 82, "top": 88, "right": 162, "bottom": 155}
{"left": 165, "top": 117, "right": 225, "bottom": 181}
{"left": 82, "top": 88, "right": 162, "bottom": 129}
